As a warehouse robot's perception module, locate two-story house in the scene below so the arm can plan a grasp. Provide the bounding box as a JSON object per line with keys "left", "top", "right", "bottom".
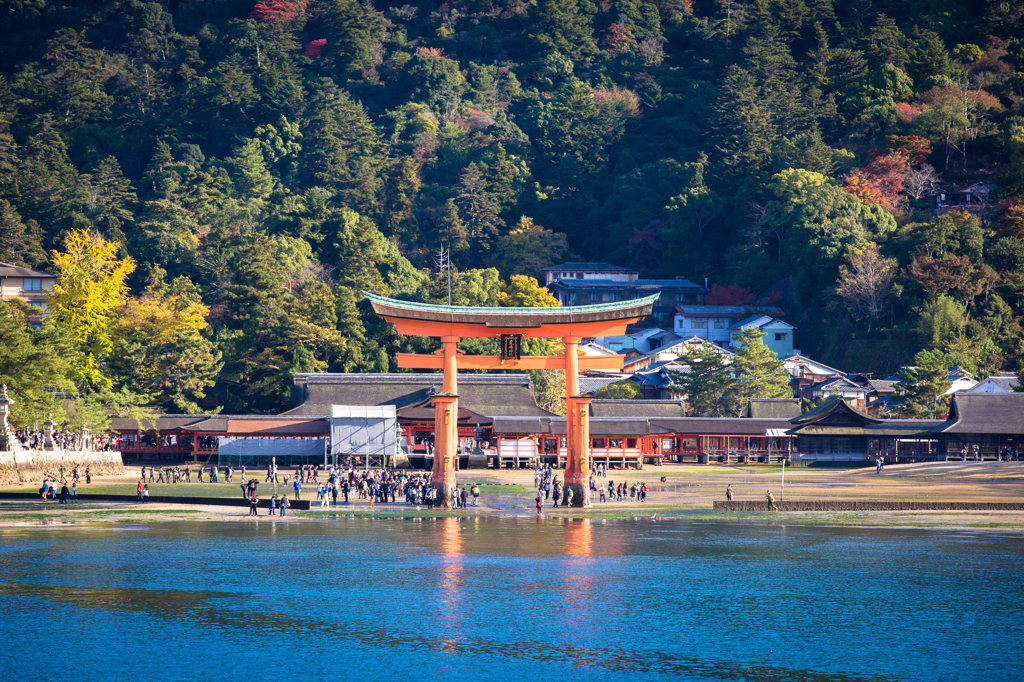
{"left": 967, "top": 373, "right": 1020, "bottom": 393}
{"left": 0, "top": 262, "right": 56, "bottom": 326}
{"left": 782, "top": 354, "right": 845, "bottom": 394}
{"left": 673, "top": 305, "right": 784, "bottom": 347}
{"left": 729, "top": 315, "right": 796, "bottom": 357}
{"left": 542, "top": 262, "right": 637, "bottom": 286}
{"left": 543, "top": 262, "right": 707, "bottom": 327}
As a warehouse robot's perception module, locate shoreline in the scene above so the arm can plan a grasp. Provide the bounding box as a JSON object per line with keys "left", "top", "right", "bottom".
{"left": 3, "top": 500, "right": 1024, "bottom": 534}
{"left": 2, "top": 460, "right": 1023, "bottom": 532}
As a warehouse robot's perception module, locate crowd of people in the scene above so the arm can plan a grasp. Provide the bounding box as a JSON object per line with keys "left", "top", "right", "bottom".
{"left": 236, "top": 465, "right": 485, "bottom": 513}
{"left": 532, "top": 463, "right": 648, "bottom": 511}
{"left": 56, "top": 458, "right": 660, "bottom": 514}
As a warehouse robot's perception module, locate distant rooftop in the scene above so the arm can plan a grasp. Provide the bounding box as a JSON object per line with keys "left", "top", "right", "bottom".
{"left": 542, "top": 262, "right": 632, "bottom": 271}
{"left": 0, "top": 262, "right": 54, "bottom": 278}
{"left": 549, "top": 278, "right": 705, "bottom": 289}
{"left": 675, "top": 305, "right": 781, "bottom": 317}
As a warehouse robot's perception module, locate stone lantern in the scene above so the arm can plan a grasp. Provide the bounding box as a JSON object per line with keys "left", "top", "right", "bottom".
{"left": 43, "top": 413, "right": 56, "bottom": 451}
{"left": 80, "top": 424, "right": 91, "bottom": 451}
{"left": 0, "top": 385, "right": 13, "bottom": 451}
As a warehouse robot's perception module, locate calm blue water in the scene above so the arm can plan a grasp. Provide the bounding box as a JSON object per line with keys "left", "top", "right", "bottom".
{"left": 1, "top": 517, "right": 1022, "bottom": 682}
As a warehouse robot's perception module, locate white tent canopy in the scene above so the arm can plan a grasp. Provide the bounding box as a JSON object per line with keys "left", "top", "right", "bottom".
{"left": 330, "top": 405, "right": 398, "bottom": 460}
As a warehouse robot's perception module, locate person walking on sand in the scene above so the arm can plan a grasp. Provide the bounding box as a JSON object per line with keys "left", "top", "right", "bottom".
{"left": 766, "top": 489, "right": 777, "bottom": 511}
{"left": 726, "top": 484, "right": 734, "bottom": 501}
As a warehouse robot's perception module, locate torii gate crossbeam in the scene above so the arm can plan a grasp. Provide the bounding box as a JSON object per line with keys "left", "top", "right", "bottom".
{"left": 365, "top": 293, "right": 658, "bottom": 508}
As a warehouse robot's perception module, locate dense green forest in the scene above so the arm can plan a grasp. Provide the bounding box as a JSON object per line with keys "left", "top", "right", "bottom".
{"left": 1, "top": 0, "right": 1024, "bottom": 421}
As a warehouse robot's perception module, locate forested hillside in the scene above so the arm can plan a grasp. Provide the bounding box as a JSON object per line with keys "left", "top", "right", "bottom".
{"left": 1, "top": 0, "right": 1024, "bottom": 421}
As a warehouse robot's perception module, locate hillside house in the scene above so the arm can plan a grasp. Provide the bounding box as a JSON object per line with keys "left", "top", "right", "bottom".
{"left": 0, "top": 262, "right": 56, "bottom": 326}
{"left": 673, "top": 305, "right": 783, "bottom": 346}
{"left": 730, "top": 315, "right": 796, "bottom": 357}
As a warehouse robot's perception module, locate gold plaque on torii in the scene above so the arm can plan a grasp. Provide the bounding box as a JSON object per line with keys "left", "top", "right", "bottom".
{"left": 500, "top": 334, "right": 522, "bottom": 364}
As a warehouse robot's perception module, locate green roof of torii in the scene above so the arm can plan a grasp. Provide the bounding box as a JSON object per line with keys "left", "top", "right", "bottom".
{"left": 362, "top": 292, "right": 660, "bottom": 316}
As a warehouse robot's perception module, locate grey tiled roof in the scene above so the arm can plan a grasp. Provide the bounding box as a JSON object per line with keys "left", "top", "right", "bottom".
{"left": 747, "top": 399, "right": 801, "bottom": 419}
{"left": 0, "top": 262, "right": 54, "bottom": 278}
{"left": 650, "top": 418, "right": 794, "bottom": 435}
{"left": 550, "top": 278, "right": 704, "bottom": 289}
{"left": 935, "top": 393, "right": 1024, "bottom": 434}
{"left": 542, "top": 262, "right": 631, "bottom": 271}
{"left": 287, "top": 373, "right": 553, "bottom": 418}
{"left": 579, "top": 376, "right": 627, "bottom": 394}
{"left": 590, "top": 400, "right": 686, "bottom": 418}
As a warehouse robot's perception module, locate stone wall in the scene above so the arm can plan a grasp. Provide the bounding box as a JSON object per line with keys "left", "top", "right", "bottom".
{"left": 713, "top": 500, "right": 1024, "bottom": 511}
{"left": 0, "top": 449, "right": 125, "bottom": 486}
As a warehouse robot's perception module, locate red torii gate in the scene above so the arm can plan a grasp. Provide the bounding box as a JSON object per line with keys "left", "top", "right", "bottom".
{"left": 365, "top": 293, "right": 657, "bottom": 508}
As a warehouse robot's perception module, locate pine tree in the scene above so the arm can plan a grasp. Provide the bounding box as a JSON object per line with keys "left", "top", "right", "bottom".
{"left": 732, "top": 327, "right": 792, "bottom": 410}
{"left": 86, "top": 156, "right": 137, "bottom": 242}
{"left": 322, "top": 0, "right": 390, "bottom": 74}
{"left": 891, "top": 364, "right": 951, "bottom": 417}
{"left": 301, "top": 78, "right": 389, "bottom": 215}
{"left": 0, "top": 200, "right": 48, "bottom": 267}
{"left": 867, "top": 14, "right": 909, "bottom": 69}
{"left": 716, "top": 66, "right": 776, "bottom": 180}
{"left": 670, "top": 345, "right": 736, "bottom": 416}
{"left": 530, "top": 0, "right": 598, "bottom": 60}
{"left": 455, "top": 164, "right": 505, "bottom": 254}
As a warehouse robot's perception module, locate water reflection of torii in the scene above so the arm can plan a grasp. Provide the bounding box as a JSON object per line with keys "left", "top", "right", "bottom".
{"left": 365, "top": 293, "right": 657, "bottom": 509}
{"left": 563, "top": 519, "right": 595, "bottom": 614}
{"left": 436, "top": 517, "right": 464, "bottom": 653}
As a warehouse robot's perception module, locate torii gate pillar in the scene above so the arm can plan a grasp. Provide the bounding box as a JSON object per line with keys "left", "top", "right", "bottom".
{"left": 431, "top": 337, "right": 460, "bottom": 508}
{"left": 562, "top": 337, "right": 591, "bottom": 508}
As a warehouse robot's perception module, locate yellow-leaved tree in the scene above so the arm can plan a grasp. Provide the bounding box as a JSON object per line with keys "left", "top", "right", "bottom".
{"left": 109, "top": 269, "right": 224, "bottom": 413}
{"left": 49, "top": 229, "right": 135, "bottom": 391}
{"left": 496, "top": 274, "right": 560, "bottom": 307}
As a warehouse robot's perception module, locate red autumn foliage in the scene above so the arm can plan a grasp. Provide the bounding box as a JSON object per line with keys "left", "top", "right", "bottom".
{"left": 894, "top": 102, "right": 920, "bottom": 124}
{"left": 302, "top": 39, "right": 326, "bottom": 59}
{"left": 844, "top": 151, "right": 909, "bottom": 209}
{"left": 705, "top": 284, "right": 755, "bottom": 306}
{"left": 415, "top": 46, "right": 445, "bottom": 57}
{"left": 603, "top": 23, "right": 636, "bottom": 53}
{"left": 886, "top": 135, "right": 931, "bottom": 167}
{"left": 250, "top": 0, "right": 307, "bottom": 22}
{"left": 843, "top": 172, "right": 885, "bottom": 206}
